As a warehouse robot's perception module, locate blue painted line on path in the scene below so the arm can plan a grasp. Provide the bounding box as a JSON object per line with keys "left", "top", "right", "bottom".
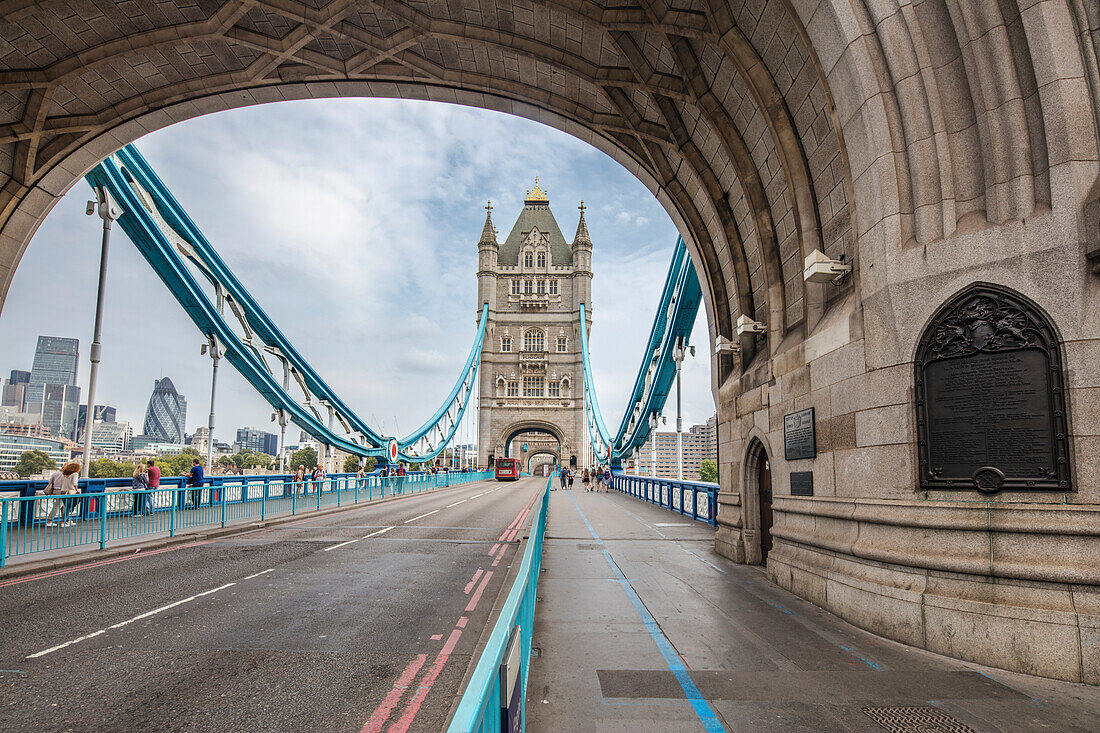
{"left": 564, "top": 491, "right": 728, "bottom": 733}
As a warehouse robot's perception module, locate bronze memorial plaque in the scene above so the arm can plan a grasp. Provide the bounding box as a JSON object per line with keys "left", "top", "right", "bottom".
{"left": 915, "top": 284, "right": 1070, "bottom": 492}
{"left": 784, "top": 407, "right": 816, "bottom": 461}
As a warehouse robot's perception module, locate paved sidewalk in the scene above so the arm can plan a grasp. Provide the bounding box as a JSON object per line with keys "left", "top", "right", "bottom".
{"left": 527, "top": 488, "right": 1100, "bottom": 732}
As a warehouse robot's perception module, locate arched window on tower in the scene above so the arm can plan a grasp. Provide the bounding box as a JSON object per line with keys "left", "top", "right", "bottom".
{"left": 511, "top": 280, "right": 520, "bottom": 295}
{"left": 557, "top": 335, "right": 567, "bottom": 352}
{"left": 501, "top": 336, "right": 511, "bottom": 352}
{"left": 524, "top": 280, "right": 533, "bottom": 294}
{"left": 537, "top": 280, "right": 546, "bottom": 294}
{"left": 524, "top": 251, "right": 534, "bottom": 268}
{"left": 537, "top": 251, "right": 546, "bottom": 268}
{"left": 549, "top": 279, "right": 558, "bottom": 295}
{"left": 524, "top": 328, "right": 545, "bottom": 352}
{"left": 548, "top": 380, "right": 561, "bottom": 397}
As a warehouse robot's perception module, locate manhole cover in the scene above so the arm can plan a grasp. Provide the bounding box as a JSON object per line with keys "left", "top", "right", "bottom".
{"left": 576, "top": 543, "right": 603, "bottom": 550}
{"left": 862, "top": 707, "right": 975, "bottom": 733}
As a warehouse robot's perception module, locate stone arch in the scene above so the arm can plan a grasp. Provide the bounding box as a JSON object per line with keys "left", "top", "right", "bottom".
{"left": 527, "top": 450, "right": 559, "bottom": 474}
{"left": 497, "top": 420, "right": 565, "bottom": 460}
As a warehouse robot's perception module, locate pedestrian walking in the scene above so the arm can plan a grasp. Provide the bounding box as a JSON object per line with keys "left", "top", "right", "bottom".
{"left": 356, "top": 465, "right": 366, "bottom": 492}
{"left": 396, "top": 464, "right": 407, "bottom": 493}
{"left": 131, "top": 463, "right": 149, "bottom": 515}
{"left": 312, "top": 464, "right": 326, "bottom": 495}
{"left": 582, "top": 468, "right": 591, "bottom": 491}
{"left": 568, "top": 469, "right": 575, "bottom": 490}
{"left": 145, "top": 459, "right": 160, "bottom": 514}
{"left": 557, "top": 465, "right": 568, "bottom": 491}
{"left": 187, "top": 458, "right": 204, "bottom": 507}
{"left": 45, "top": 460, "right": 81, "bottom": 526}
{"left": 294, "top": 465, "right": 306, "bottom": 496}
{"left": 603, "top": 466, "right": 612, "bottom": 492}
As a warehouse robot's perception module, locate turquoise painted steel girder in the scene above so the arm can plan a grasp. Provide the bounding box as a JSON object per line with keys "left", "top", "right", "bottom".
{"left": 84, "top": 145, "right": 485, "bottom": 462}
{"left": 580, "top": 237, "right": 702, "bottom": 467}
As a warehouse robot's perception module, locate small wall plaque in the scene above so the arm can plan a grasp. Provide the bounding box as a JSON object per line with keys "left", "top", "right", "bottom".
{"left": 784, "top": 407, "right": 816, "bottom": 461}
{"left": 790, "top": 471, "right": 813, "bottom": 496}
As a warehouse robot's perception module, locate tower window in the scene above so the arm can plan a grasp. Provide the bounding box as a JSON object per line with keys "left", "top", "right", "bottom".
{"left": 524, "top": 251, "right": 533, "bottom": 268}
{"left": 506, "top": 380, "right": 519, "bottom": 397}
{"left": 524, "top": 280, "right": 533, "bottom": 295}
{"left": 537, "top": 251, "right": 546, "bottom": 268}
{"left": 549, "top": 279, "right": 558, "bottom": 295}
{"left": 523, "top": 376, "right": 544, "bottom": 397}
{"left": 511, "top": 280, "right": 520, "bottom": 295}
{"left": 557, "top": 336, "right": 567, "bottom": 352}
{"left": 537, "top": 280, "right": 546, "bottom": 294}
{"left": 524, "top": 329, "right": 545, "bottom": 352}
{"left": 548, "top": 380, "right": 561, "bottom": 397}
{"left": 501, "top": 336, "right": 511, "bottom": 352}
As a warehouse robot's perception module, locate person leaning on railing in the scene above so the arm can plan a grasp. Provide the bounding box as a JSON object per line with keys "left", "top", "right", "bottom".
{"left": 45, "top": 460, "right": 81, "bottom": 527}
{"left": 131, "top": 463, "right": 149, "bottom": 515}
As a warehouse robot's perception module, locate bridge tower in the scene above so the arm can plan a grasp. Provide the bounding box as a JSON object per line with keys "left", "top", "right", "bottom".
{"left": 476, "top": 180, "right": 592, "bottom": 470}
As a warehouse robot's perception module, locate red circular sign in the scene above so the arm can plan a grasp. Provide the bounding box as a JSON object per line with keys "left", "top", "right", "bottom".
{"left": 388, "top": 439, "right": 399, "bottom": 462}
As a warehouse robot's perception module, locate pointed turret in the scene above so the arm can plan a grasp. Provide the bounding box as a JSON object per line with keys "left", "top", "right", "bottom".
{"left": 573, "top": 200, "right": 592, "bottom": 248}
{"left": 573, "top": 201, "right": 592, "bottom": 272}
{"left": 479, "top": 201, "right": 498, "bottom": 247}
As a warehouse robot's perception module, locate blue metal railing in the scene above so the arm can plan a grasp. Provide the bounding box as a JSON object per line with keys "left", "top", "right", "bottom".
{"left": 0, "top": 470, "right": 493, "bottom": 567}
{"left": 612, "top": 474, "right": 719, "bottom": 526}
{"left": 448, "top": 477, "right": 550, "bottom": 733}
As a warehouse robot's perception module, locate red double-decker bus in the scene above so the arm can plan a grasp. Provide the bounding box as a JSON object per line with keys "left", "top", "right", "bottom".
{"left": 494, "top": 457, "right": 520, "bottom": 481}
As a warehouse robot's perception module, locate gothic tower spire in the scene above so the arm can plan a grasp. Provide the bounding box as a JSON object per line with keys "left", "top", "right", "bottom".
{"left": 479, "top": 200, "right": 497, "bottom": 245}
{"left": 573, "top": 200, "right": 592, "bottom": 247}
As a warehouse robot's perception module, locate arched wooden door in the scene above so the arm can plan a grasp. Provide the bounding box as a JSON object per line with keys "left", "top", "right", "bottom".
{"left": 758, "top": 454, "right": 773, "bottom": 560}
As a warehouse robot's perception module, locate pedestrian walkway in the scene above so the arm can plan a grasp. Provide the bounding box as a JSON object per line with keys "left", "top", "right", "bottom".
{"left": 527, "top": 489, "right": 1100, "bottom": 732}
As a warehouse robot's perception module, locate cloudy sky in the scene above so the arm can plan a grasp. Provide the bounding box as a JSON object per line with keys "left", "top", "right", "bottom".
{"left": 0, "top": 98, "right": 715, "bottom": 449}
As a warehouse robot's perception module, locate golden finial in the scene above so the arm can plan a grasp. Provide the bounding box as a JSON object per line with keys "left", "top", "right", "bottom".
{"left": 525, "top": 177, "right": 549, "bottom": 202}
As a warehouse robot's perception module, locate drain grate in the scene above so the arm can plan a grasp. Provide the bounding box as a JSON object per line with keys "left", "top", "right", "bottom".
{"left": 862, "top": 707, "right": 975, "bottom": 733}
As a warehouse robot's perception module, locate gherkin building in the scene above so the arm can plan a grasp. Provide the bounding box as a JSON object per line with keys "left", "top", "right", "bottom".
{"left": 142, "top": 377, "right": 187, "bottom": 444}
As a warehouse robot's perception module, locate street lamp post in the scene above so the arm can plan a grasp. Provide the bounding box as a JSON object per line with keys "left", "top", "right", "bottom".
{"left": 80, "top": 187, "right": 123, "bottom": 477}
{"left": 671, "top": 337, "right": 696, "bottom": 481}
{"left": 202, "top": 334, "right": 220, "bottom": 475}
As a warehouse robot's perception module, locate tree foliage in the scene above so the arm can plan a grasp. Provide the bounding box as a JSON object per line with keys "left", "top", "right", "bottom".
{"left": 699, "top": 459, "right": 718, "bottom": 484}
{"left": 90, "top": 458, "right": 139, "bottom": 479}
{"left": 289, "top": 446, "right": 317, "bottom": 470}
{"left": 14, "top": 450, "right": 57, "bottom": 478}
{"left": 153, "top": 448, "right": 203, "bottom": 477}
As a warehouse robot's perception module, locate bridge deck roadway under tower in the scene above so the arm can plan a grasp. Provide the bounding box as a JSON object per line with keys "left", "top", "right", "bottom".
{"left": 529, "top": 488, "right": 1100, "bottom": 732}
{"left": 0, "top": 477, "right": 544, "bottom": 733}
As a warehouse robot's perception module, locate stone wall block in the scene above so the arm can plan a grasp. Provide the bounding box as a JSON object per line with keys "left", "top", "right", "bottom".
{"left": 832, "top": 444, "right": 914, "bottom": 499}
{"left": 817, "top": 412, "right": 856, "bottom": 452}
{"left": 854, "top": 403, "right": 911, "bottom": 447}
{"left": 809, "top": 338, "right": 866, "bottom": 391}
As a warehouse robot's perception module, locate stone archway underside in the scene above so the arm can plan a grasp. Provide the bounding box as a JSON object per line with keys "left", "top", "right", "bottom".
{"left": 0, "top": 0, "right": 867, "bottom": 372}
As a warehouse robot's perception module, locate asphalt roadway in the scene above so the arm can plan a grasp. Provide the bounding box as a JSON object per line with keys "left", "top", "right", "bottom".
{"left": 0, "top": 475, "right": 545, "bottom": 733}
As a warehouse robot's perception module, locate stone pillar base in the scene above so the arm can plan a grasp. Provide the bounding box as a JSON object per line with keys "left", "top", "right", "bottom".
{"left": 767, "top": 540, "right": 1099, "bottom": 684}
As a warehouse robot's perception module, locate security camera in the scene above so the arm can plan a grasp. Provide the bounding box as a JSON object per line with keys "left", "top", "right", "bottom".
{"left": 715, "top": 335, "right": 741, "bottom": 354}
{"left": 803, "top": 249, "right": 851, "bottom": 283}
{"left": 85, "top": 200, "right": 96, "bottom": 216}
{"left": 736, "top": 315, "right": 767, "bottom": 336}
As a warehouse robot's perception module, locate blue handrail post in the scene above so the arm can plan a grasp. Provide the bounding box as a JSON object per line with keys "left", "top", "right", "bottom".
{"left": 292, "top": 488, "right": 297, "bottom": 516}
{"left": 316, "top": 482, "right": 321, "bottom": 511}
{"left": 221, "top": 489, "right": 227, "bottom": 528}
{"left": 169, "top": 489, "right": 177, "bottom": 537}
{"left": 261, "top": 484, "right": 267, "bottom": 522}
{"left": 337, "top": 477, "right": 342, "bottom": 507}
{"left": 99, "top": 491, "right": 107, "bottom": 550}
{"left": 354, "top": 478, "right": 359, "bottom": 504}
{"left": 0, "top": 499, "right": 8, "bottom": 568}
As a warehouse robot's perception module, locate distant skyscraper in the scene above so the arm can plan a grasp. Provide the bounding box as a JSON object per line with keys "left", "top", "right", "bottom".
{"left": 24, "top": 336, "right": 81, "bottom": 439}
{"left": 2, "top": 370, "right": 30, "bottom": 410}
{"left": 77, "top": 404, "right": 117, "bottom": 437}
{"left": 143, "top": 378, "right": 187, "bottom": 444}
{"left": 236, "top": 427, "right": 279, "bottom": 456}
